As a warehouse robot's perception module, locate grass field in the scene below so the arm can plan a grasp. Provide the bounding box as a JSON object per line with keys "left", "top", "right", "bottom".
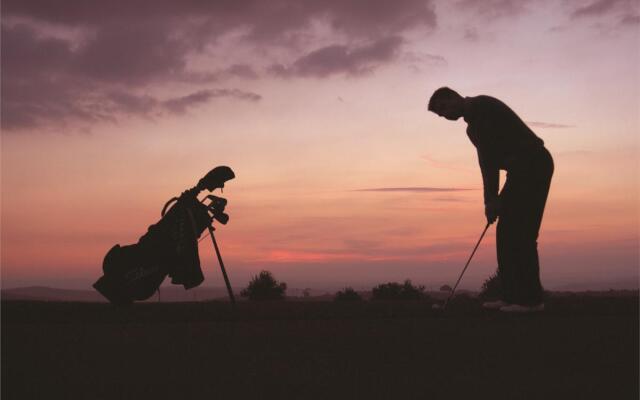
{"left": 2, "top": 294, "right": 638, "bottom": 400}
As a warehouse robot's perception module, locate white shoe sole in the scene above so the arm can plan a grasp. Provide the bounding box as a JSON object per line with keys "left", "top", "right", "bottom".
{"left": 482, "top": 301, "right": 509, "bottom": 309}
{"left": 499, "top": 304, "right": 545, "bottom": 313}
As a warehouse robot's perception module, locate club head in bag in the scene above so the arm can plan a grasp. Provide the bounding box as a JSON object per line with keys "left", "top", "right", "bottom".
{"left": 198, "top": 166, "right": 235, "bottom": 192}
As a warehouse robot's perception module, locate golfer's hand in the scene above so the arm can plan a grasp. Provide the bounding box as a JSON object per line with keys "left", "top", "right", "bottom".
{"left": 485, "top": 200, "right": 500, "bottom": 225}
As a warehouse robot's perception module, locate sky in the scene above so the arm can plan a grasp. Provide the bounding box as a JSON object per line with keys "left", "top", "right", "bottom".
{"left": 1, "top": 0, "right": 639, "bottom": 292}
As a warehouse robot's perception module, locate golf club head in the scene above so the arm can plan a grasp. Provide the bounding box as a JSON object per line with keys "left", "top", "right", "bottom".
{"left": 198, "top": 166, "right": 235, "bottom": 192}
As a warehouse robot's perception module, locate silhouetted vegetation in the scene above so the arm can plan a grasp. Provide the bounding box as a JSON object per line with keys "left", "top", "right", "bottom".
{"left": 479, "top": 271, "right": 501, "bottom": 300}
{"left": 240, "top": 270, "right": 287, "bottom": 300}
{"left": 334, "top": 287, "right": 363, "bottom": 302}
{"left": 371, "top": 280, "right": 426, "bottom": 301}
{"left": 439, "top": 284, "right": 452, "bottom": 292}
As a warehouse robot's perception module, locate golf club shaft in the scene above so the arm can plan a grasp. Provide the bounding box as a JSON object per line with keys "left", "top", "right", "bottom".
{"left": 443, "top": 222, "right": 491, "bottom": 309}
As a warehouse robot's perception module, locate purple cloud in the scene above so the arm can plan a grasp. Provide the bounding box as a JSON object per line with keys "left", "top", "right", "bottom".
{"left": 272, "top": 36, "right": 404, "bottom": 78}
{"left": 456, "top": 0, "right": 532, "bottom": 19}
{"left": 224, "top": 64, "right": 259, "bottom": 80}
{"left": 403, "top": 52, "right": 447, "bottom": 65}
{"left": 620, "top": 14, "right": 640, "bottom": 25}
{"left": 105, "top": 91, "right": 157, "bottom": 115}
{"left": 573, "top": 0, "right": 624, "bottom": 18}
{"left": 72, "top": 22, "right": 188, "bottom": 85}
{"left": 3, "top": 0, "right": 437, "bottom": 41}
{"left": 463, "top": 28, "right": 480, "bottom": 41}
{"left": 571, "top": 0, "right": 638, "bottom": 27}
{"left": 163, "top": 89, "right": 261, "bottom": 114}
{"left": 1, "top": 0, "right": 438, "bottom": 131}
{"left": 0, "top": 22, "right": 262, "bottom": 131}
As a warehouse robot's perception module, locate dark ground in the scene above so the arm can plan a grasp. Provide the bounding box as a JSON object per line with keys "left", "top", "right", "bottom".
{"left": 2, "top": 294, "right": 638, "bottom": 400}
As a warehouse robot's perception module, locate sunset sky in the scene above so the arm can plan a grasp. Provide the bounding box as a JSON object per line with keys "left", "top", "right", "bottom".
{"left": 2, "top": 0, "right": 638, "bottom": 292}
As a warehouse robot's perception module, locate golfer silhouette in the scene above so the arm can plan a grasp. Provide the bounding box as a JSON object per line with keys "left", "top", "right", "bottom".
{"left": 428, "top": 87, "right": 553, "bottom": 312}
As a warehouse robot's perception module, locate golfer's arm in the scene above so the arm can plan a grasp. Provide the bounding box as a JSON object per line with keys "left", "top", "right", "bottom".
{"left": 477, "top": 149, "right": 499, "bottom": 205}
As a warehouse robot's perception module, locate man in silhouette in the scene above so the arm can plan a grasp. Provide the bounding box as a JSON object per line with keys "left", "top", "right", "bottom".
{"left": 428, "top": 87, "right": 553, "bottom": 312}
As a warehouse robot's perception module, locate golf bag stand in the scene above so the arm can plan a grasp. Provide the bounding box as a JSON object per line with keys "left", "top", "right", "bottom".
{"left": 207, "top": 225, "right": 236, "bottom": 306}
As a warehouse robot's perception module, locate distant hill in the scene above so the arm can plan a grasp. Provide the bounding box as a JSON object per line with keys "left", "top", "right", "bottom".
{"left": 2, "top": 287, "right": 106, "bottom": 302}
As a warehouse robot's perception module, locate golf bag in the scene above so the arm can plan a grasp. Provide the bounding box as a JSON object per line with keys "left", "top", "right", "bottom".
{"left": 93, "top": 166, "right": 235, "bottom": 306}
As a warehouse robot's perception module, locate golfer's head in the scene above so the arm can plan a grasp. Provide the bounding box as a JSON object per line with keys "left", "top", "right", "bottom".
{"left": 428, "top": 87, "right": 464, "bottom": 121}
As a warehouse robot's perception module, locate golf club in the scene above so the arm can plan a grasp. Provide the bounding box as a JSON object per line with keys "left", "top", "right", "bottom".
{"left": 433, "top": 222, "right": 491, "bottom": 311}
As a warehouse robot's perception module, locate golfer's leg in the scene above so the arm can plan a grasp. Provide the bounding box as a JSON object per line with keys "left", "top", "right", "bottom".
{"left": 515, "top": 221, "right": 543, "bottom": 305}
{"left": 505, "top": 181, "right": 542, "bottom": 306}
{"left": 496, "top": 183, "right": 516, "bottom": 304}
{"left": 513, "top": 150, "right": 553, "bottom": 305}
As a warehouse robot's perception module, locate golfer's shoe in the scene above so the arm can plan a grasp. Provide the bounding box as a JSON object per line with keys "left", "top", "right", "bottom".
{"left": 482, "top": 300, "right": 509, "bottom": 309}
{"left": 499, "top": 303, "right": 545, "bottom": 313}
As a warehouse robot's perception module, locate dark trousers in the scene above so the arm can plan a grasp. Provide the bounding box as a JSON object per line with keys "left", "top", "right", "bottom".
{"left": 497, "top": 146, "right": 554, "bottom": 306}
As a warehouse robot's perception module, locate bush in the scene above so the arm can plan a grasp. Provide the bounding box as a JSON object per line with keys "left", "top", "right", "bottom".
{"left": 479, "top": 271, "right": 501, "bottom": 300}
{"left": 240, "top": 270, "right": 287, "bottom": 301}
{"left": 371, "top": 280, "right": 426, "bottom": 301}
{"left": 334, "top": 287, "right": 363, "bottom": 302}
{"left": 439, "top": 284, "right": 452, "bottom": 292}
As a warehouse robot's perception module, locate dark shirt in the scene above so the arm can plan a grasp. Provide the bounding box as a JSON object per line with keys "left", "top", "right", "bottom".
{"left": 463, "top": 95, "right": 544, "bottom": 205}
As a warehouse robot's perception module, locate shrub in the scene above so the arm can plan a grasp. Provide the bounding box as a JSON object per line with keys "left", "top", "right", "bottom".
{"left": 240, "top": 270, "right": 287, "bottom": 301}
{"left": 479, "top": 271, "right": 501, "bottom": 300}
{"left": 334, "top": 287, "right": 363, "bottom": 302}
{"left": 371, "top": 280, "right": 426, "bottom": 301}
{"left": 439, "top": 284, "right": 453, "bottom": 292}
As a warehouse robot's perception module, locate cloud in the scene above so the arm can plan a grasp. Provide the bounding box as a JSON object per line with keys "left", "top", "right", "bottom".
{"left": 2, "top": 0, "right": 438, "bottom": 131}
{"left": 224, "top": 64, "right": 259, "bottom": 80}
{"left": 620, "top": 14, "right": 640, "bottom": 25}
{"left": 455, "top": 0, "right": 533, "bottom": 19}
{"left": 572, "top": 0, "right": 625, "bottom": 18}
{"left": 0, "top": 23, "right": 263, "bottom": 131}
{"left": 104, "top": 88, "right": 262, "bottom": 117}
{"left": 3, "top": 0, "right": 437, "bottom": 41}
{"left": 270, "top": 36, "right": 404, "bottom": 78}
{"left": 571, "top": 0, "right": 638, "bottom": 27}
{"left": 402, "top": 51, "right": 447, "bottom": 73}
{"left": 463, "top": 28, "right": 480, "bottom": 41}
{"left": 261, "top": 236, "right": 481, "bottom": 265}
{"left": 163, "top": 89, "right": 261, "bottom": 114}
{"left": 354, "top": 187, "right": 475, "bottom": 193}
{"left": 74, "top": 23, "right": 190, "bottom": 85}
{"left": 526, "top": 121, "right": 575, "bottom": 129}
